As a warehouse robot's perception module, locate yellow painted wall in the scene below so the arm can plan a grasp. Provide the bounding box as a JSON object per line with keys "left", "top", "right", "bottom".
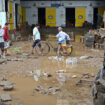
{"left": 75, "top": 8, "right": 86, "bottom": 27}
{"left": 19, "top": 5, "right": 22, "bottom": 27}
{"left": 46, "top": 8, "right": 56, "bottom": 27}
{"left": 98, "top": 8, "right": 105, "bottom": 16}
{"left": 9, "top": 1, "right": 13, "bottom": 30}
{"left": 22, "top": 8, "right": 26, "bottom": 23}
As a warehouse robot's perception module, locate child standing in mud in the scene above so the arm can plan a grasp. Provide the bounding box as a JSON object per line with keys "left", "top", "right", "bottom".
{"left": 56, "top": 27, "right": 70, "bottom": 56}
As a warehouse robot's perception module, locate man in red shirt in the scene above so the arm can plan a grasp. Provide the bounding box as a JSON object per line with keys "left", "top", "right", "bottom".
{"left": 3, "top": 23, "right": 10, "bottom": 56}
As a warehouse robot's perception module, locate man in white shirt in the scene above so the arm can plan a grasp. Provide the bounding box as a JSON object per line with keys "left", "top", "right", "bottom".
{"left": 0, "top": 25, "right": 5, "bottom": 58}
{"left": 31, "top": 24, "right": 42, "bottom": 54}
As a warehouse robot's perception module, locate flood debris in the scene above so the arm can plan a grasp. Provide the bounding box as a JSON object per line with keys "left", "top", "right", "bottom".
{"left": 56, "top": 70, "right": 64, "bottom": 73}
{"left": 82, "top": 73, "right": 91, "bottom": 79}
{"left": 48, "top": 56, "right": 64, "bottom": 62}
{"left": 0, "top": 60, "right": 7, "bottom": 65}
{"left": 33, "top": 70, "right": 41, "bottom": 81}
{"left": 7, "top": 58, "right": 23, "bottom": 62}
{"left": 72, "top": 75, "right": 77, "bottom": 78}
{"left": 42, "top": 71, "right": 52, "bottom": 77}
{"left": 76, "top": 79, "right": 93, "bottom": 87}
{"left": 35, "top": 85, "right": 61, "bottom": 95}
{"left": 26, "top": 56, "right": 38, "bottom": 59}
{"left": 66, "top": 57, "right": 78, "bottom": 65}
{"left": 79, "top": 56, "right": 93, "bottom": 60}
{"left": 0, "top": 93, "right": 12, "bottom": 102}
{"left": 66, "top": 57, "right": 78, "bottom": 68}
{"left": 30, "top": 70, "right": 53, "bottom": 81}
{"left": 0, "top": 78, "right": 15, "bottom": 91}
{"left": 57, "top": 74, "right": 66, "bottom": 85}
{"left": 3, "top": 84, "right": 14, "bottom": 91}
{"left": 0, "top": 100, "right": 11, "bottom": 105}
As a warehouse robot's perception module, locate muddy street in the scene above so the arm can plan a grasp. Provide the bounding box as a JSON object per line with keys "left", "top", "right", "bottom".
{"left": 0, "top": 41, "right": 103, "bottom": 105}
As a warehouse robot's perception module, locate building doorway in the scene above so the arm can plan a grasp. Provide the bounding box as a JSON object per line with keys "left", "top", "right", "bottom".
{"left": 5, "top": 0, "right": 8, "bottom": 12}
{"left": 38, "top": 8, "right": 45, "bottom": 26}
{"left": 66, "top": 8, "right": 75, "bottom": 27}
{"left": 93, "top": 8, "right": 98, "bottom": 28}
{"left": 15, "top": 4, "right": 18, "bottom": 28}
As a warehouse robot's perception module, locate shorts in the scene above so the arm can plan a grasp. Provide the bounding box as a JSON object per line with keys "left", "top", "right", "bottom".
{"left": 61, "top": 43, "right": 66, "bottom": 47}
{"left": 0, "top": 42, "right": 4, "bottom": 51}
{"left": 59, "top": 43, "right": 66, "bottom": 47}
{"left": 4, "top": 41, "right": 10, "bottom": 49}
{"left": 32, "top": 40, "right": 41, "bottom": 48}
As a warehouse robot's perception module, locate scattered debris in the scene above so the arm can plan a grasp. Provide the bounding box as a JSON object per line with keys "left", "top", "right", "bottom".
{"left": 57, "top": 74, "right": 66, "bottom": 85}
{"left": 34, "top": 75, "right": 39, "bottom": 81}
{"left": 26, "top": 56, "right": 38, "bottom": 59}
{"left": 0, "top": 100, "right": 11, "bottom": 105}
{"left": 34, "top": 70, "right": 41, "bottom": 81}
{"left": 0, "top": 93, "right": 12, "bottom": 102}
{"left": 72, "top": 75, "right": 77, "bottom": 78}
{"left": 0, "top": 78, "right": 15, "bottom": 91}
{"left": 13, "top": 47, "right": 21, "bottom": 52}
{"left": 0, "top": 60, "right": 7, "bottom": 64}
{"left": 56, "top": 70, "right": 64, "bottom": 73}
{"left": 66, "top": 58, "right": 78, "bottom": 65}
{"left": 3, "top": 83, "right": 14, "bottom": 91}
{"left": 7, "top": 58, "right": 23, "bottom": 62}
{"left": 42, "top": 71, "right": 52, "bottom": 77}
{"left": 82, "top": 73, "right": 90, "bottom": 79}
{"left": 76, "top": 79, "right": 93, "bottom": 87}
{"left": 48, "top": 56, "right": 64, "bottom": 62}
{"left": 79, "top": 56, "right": 93, "bottom": 60}
{"left": 0, "top": 81, "right": 13, "bottom": 87}
{"left": 22, "top": 53, "right": 29, "bottom": 56}
{"left": 35, "top": 86, "right": 60, "bottom": 95}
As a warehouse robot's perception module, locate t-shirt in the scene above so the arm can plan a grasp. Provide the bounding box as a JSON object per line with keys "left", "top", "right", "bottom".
{"left": 0, "top": 29, "right": 4, "bottom": 42}
{"left": 56, "top": 31, "right": 70, "bottom": 44}
{"left": 3, "top": 27, "right": 9, "bottom": 41}
{"left": 33, "top": 27, "right": 40, "bottom": 40}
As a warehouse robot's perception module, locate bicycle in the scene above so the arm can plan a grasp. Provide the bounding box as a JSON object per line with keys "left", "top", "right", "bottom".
{"left": 35, "top": 36, "right": 73, "bottom": 56}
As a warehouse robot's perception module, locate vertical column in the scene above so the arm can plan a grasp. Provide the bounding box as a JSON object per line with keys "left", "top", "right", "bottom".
{"left": 31, "top": 6, "right": 38, "bottom": 25}
{"left": 13, "top": 2, "right": 16, "bottom": 29}
{"left": 86, "top": 6, "right": 93, "bottom": 24}
{"left": 56, "top": 7, "right": 65, "bottom": 27}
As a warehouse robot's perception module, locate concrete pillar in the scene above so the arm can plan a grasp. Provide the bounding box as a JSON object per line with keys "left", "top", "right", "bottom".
{"left": 56, "top": 7, "right": 66, "bottom": 27}
{"left": 103, "top": 11, "right": 105, "bottom": 28}
{"left": 0, "top": 0, "right": 5, "bottom": 12}
{"left": 86, "top": 6, "right": 93, "bottom": 24}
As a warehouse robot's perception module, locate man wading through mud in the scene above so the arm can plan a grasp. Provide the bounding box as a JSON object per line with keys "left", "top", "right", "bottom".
{"left": 31, "top": 24, "right": 43, "bottom": 54}
{"left": 3, "top": 23, "right": 10, "bottom": 56}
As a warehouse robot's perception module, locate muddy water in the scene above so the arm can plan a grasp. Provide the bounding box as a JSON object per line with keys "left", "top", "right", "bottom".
{"left": 0, "top": 41, "right": 104, "bottom": 105}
